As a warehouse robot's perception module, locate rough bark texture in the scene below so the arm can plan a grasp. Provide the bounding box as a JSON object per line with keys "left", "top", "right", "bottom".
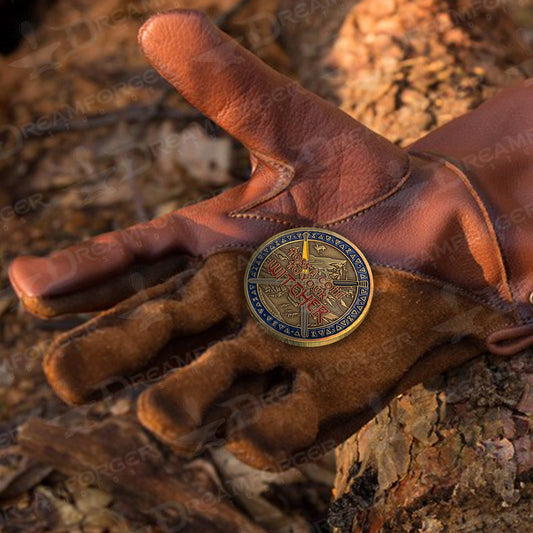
{"left": 279, "top": 0, "right": 533, "bottom": 531}
{"left": 19, "top": 415, "right": 269, "bottom": 533}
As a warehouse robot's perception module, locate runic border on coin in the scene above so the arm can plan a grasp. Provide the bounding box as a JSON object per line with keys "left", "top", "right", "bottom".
{"left": 244, "top": 228, "right": 374, "bottom": 347}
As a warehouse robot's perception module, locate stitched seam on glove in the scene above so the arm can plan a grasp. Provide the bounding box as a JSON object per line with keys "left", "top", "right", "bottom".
{"left": 370, "top": 262, "right": 515, "bottom": 316}
{"left": 412, "top": 150, "right": 517, "bottom": 319}
{"left": 424, "top": 153, "right": 530, "bottom": 325}
{"left": 231, "top": 155, "right": 413, "bottom": 226}
{"left": 324, "top": 155, "right": 413, "bottom": 226}
{"left": 227, "top": 213, "right": 294, "bottom": 224}
{"left": 229, "top": 151, "right": 295, "bottom": 215}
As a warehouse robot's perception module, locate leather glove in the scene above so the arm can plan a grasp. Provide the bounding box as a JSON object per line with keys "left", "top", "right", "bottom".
{"left": 9, "top": 10, "right": 533, "bottom": 470}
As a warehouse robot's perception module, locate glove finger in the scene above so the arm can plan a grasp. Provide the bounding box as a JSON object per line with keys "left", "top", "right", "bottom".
{"left": 43, "top": 253, "right": 246, "bottom": 405}
{"left": 137, "top": 320, "right": 288, "bottom": 455}
{"left": 225, "top": 372, "right": 319, "bottom": 471}
{"left": 9, "top": 213, "right": 197, "bottom": 306}
{"left": 11, "top": 253, "right": 188, "bottom": 318}
{"left": 138, "top": 319, "right": 320, "bottom": 469}
{"left": 139, "top": 10, "right": 408, "bottom": 178}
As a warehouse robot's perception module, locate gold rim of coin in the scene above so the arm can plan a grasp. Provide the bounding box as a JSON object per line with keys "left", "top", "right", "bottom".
{"left": 244, "top": 227, "right": 374, "bottom": 347}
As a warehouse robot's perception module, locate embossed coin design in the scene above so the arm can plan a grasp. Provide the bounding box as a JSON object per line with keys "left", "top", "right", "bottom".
{"left": 245, "top": 228, "right": 374, "bottom": 346}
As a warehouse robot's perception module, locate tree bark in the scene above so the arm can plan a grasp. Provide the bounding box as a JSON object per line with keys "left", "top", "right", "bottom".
{"left": 280, "top": 0, "right": 533, "bottom": 531}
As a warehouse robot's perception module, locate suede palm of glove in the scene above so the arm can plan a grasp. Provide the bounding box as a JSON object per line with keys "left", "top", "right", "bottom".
{"left": 9, "top": 10, "right": 533, "bottom": 470}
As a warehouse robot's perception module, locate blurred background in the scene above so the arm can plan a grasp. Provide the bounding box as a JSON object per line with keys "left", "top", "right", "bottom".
{"left": 1, "top": 1, "right": 533, "bottom": 532}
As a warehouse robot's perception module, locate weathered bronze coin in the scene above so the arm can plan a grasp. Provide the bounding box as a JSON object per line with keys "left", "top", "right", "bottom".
{"left": 244, "top": 228, "right": 373, "bottom": 347}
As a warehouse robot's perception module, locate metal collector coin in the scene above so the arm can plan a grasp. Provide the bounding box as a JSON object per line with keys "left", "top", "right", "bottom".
{"left": 244, "top": 228, "right": 374, "bottom": 347}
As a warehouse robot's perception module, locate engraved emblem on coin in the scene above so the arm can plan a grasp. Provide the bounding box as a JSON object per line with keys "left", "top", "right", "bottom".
{"left": 245, "top": 228, "right": 374, "bottom": 346}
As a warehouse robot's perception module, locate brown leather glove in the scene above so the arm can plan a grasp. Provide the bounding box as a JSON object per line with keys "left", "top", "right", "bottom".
{"left": 9, "top": 10, "right": 533, "bottom": 470}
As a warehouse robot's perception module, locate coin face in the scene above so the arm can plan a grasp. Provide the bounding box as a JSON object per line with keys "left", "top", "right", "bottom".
{"left": 244, "top": 228, "right": 373, "bottom": 347}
